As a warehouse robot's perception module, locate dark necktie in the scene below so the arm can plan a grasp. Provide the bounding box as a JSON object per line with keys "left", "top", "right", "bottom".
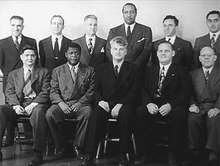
{"left": 211, "top": 34, "right": 216, "bottom": 48}
{"left": 71, "top": 66, "right": 77, "bottom": 82}
{"left": 23, "top": 69, "right": 34, "bottom": 98}
{"left": 205, "top": 70, "right": 210, "bottom": 84}
{"left": 88, "top": 38, "right": 93, "bottom": 54}
{"left": 167, "top": 38, "right": 171, "bottom": 42}
{"left": 54, "top": 38, "right": 59, "bottom": 60}
{"left": 127, "top": 26, "right": 131, "bottom": 40}
{"left": 114, "top": 65, "right": 119, "bottom": 76}
{"left": 15, "top": 36, "right": 19, "bottom": 50}
{"left": 157, "top": 66, "right": 165, "bottom": 95}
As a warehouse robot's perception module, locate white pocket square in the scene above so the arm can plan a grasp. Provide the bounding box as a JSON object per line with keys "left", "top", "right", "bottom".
{"left": 137, "top": 38, "right": 145, "bottom": 42}
{"left": 100, "top": 47, "right": 105, "bottom": 52}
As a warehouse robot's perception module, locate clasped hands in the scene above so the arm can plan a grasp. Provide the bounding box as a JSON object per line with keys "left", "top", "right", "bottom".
{"left": 13, "top": 102, "right": 38, "bottom": 115}
{"left": 147, "top": 103, "right": 171, "bottom": 116}
{"left": 59, "top": 101, "right": 82, "bottom": 114}
{"left": 98, "top": 100, "right": 122, "bottom": 118}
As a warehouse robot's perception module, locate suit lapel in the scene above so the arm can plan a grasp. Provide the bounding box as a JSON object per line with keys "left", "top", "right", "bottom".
{"left": 208, "top": 66, "right": 220, "bottom": 88}
{"left": 63, "top": 64, "right": 75, "bottom": 91}
{"left": 31, "top": 67, "right": 40, "bottom": 84}
{"left": 46, "top": 36, "right": 54, "bottom": 58}
{"left": 128, "top": 23, "right": 142, "bottom": 48}
{"left": 82, "top": 35, "right": 92, "bottom": 63}
{"left": 161, "top": 64, "right": 175, "bottom": 89}
{"left": 118, "top": 24, "right": 127, "bottom": 39}
{"left": 15, "top": 68, "right": 25, "bottom": 92}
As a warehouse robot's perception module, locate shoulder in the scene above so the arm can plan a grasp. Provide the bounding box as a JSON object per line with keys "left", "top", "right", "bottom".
{"left": 96, "top": 36, "right": 107, "bottom": 44}
{"left": 110, "top": 24, "right": 123, "bottom": 32}
{"left": 22, "top": 35, "right": 36, "bottom": 42}
{"left": 195, "top": 34, "right": 209, "bottom": 42}
{"left": 135, "top": 23, "right": 151, "bottom": 30}
{"left": 73, "top": 36, "right": 84, "bottom": 43}
{"left": 39, "top": 36, "right": 50, "bottom": 44}
{"left": 63, "top": 36, "right": 72, "bottom": 42}
{"left": 80, "top": 63, "right": 94, "bottom": 72}
{"left": 190, "top": 68, "right": 201, "bottom": 76}
{"left": 0, "top": 36, "right": 11, "bottom": 43}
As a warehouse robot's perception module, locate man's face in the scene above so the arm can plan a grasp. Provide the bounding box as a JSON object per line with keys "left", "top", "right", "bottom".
{"left": 199, "top": 47, "right": 217, "bottom": 68}
{"left": 20, "top": 49, "right": 36, "bottom": 67}
{"left": 65, "top": 47, "right": 81, "bottom": 66}
{"left": 206, "top": 14, "right": 220, "bottom": 33}
{"left": 84, "top": 18, "right": 97, "bottom": 37}
{"left": 157, "top": 43, "right": 174, "bottom": 65}
{"left": 51, "top": 17, "right": 64, "bottom": 35}
{"left": 122, "top": 5, "right": 137, "bottom": 25}
{"left": 163, "top": 19, "right": 177, "bottom": 37}
{"left": 111, "top": 42, "right": 127, "bottom": 61}
{"left": 10, "top": 18, "right": 24, "bottom": 37}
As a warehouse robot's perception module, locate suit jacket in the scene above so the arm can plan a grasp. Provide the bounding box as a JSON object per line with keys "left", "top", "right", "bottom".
{"left": 50, "top": 63, "right": 95, "bottom": 106}
{"left": 5, "top": 67, "right": 50, "bottom": 106}
{"left": 190, "top": 66, "right": 220, "bottom": 114}
{"left": 142, "top": 63, "right": 191, "bottom": 108}
{"left": 73, "top": 35, "right": 107, "bottom": 68}
{"left": 39, "top": 35, "right": 71, "bottom": 73}
{"left": 94, "top": 61, "right": 142, "bottom": 109}
{"left": 106, "top": 23, "right": 152, "bottom": 67}
{"left": 194, "top": 33, "right": 220, "bottom": 69}
{"left": 152, "top": 37, "right": 194, "bottom": 71}
{"left": 0, "top": 35, "right": 38, "bottom": 92}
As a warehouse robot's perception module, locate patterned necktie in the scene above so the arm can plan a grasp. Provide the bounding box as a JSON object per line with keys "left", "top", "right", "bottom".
{"left": 54, "top": 38, "right": 59, "bottom": 60}
{"left": 114, "top": 65, "right": 119, "bottom": 76}
{"left": 88, "top": 38, "right": 93, "bottom": 54}
{"left": 127, "top": 26, "right": 131, "bottom": 40}
{"left": 158, "top": 66, "right": 165, "bottom": 95}
{"left": 205, "top": 70, "right": 210, "bottom": 84}
{"left": 211, "top": 34, "right": 216, "bottom": 48}
{"left": 23, "top": 69, "right": 35, "bottom": 98}
{"left": 15, "top": 36, "right": 19, "bottom": 50}
{"left": 71, "top": 66, "right": 77, "bottom": 82}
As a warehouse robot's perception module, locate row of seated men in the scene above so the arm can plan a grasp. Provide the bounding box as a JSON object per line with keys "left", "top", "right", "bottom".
{"left": 0, "top": 2, "right": 219, "bottom": 166}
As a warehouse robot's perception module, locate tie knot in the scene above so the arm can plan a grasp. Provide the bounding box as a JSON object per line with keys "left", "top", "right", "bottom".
{"left": 55, "top": 37, "right": 58, "bottom": 41}
{"left": 212, "top": 34, "right": 216, "bottom": 38}
{"left": 89, "top": 38, "right": 92, "bottom": 42}
{"left": 167, "top": 38, "right": 171, "bottom": 42}
{"left": 115, "top": 65, "right": 118, "bottom": 70}
{"left": 71, "top": 66, "right": 75, "bottom": 71}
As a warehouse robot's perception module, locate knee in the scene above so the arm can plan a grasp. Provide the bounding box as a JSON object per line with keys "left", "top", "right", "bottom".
{"left": 45, "top": 107, "right": 54, "bottom": 120}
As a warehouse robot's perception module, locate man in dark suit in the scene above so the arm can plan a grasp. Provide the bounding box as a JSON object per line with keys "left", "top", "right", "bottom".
{"left": 193, "top": 10, "right": 220, "bottom": 69}
{"left": 106, "top": 3, "right": 152, "bottom": 70}
{"left": 39, "top": 15, "right": 71, "bottom": 73}
{"left": 135, "top": 41, "right": 191, "bottom": 166}
{"left": 0, "top": 45, "right": 50, "bottom": 166}
{"left": 0, "top": 15, "right": 38, "bottom": 147}
{"left": 188, "top": 46, "right": 220, "bottom": 166}
{"left": 46, "top": 42, "right": 95, "bottom": 159}
{"left": 73, "top": 15, "right": 106, "bottom": 69}
{"left": 151, "top": 15, "right": 194, "bottom": 71}
{"left": 81, "top": 36, "right": 141, "bottom": 166}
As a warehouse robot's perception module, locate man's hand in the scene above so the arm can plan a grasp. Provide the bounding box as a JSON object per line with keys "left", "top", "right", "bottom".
{"left": 25, "top": 102, "right": 38, "bottom": 115}
{"left": 189, "top": 104, "right": 200, "bottom": 113}
{"left": 58, "top": 101, "right": 71, "bottom": 114}
{"left": 71, "top": 102, "right": 82, "bottom": 112}
{"left": 98, "top": 100, "right": 110, "bottom": 112}
{"left": 13, "top": 105, "right": 25, "bottom": 115}
{"left": 146, "top": 103, "right": 158, "bottom": 114}
{"left": 111, "top": 104, "right": 122, "bottom": 118}
{"left": 159, "top": 103, "right": 172, "bottom": 116}
{"left": 208, "top": 108, "right": 220, "bottom": 118}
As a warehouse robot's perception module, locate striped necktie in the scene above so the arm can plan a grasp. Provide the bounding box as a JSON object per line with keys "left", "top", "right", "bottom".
{"left": 205, "top": 70, "right": 210, "bottom": 84}
{"left": 211, "top": 34, "right": 216, "bottom": 48}
{"left": 23, "top": 69, "right": 35, "bottom": 98}
{"left": 15, "top": 36, "right": 19, "bottom": 50}
{"left": 88, "top": 38, "right": 93, "bottom": 54}
{"left": 71, "top": 66, "right": 77, "bottom": 82}
{"left": 157, "top": 66, "right": 165, "bottom": 95}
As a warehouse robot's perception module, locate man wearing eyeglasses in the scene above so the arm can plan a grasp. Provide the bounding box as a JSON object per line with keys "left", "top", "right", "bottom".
{"left": 46, "top": 42, "right": 95, "bottom": 160}
{"left": 188, "top": 46, "right": 220, "bottom": 165}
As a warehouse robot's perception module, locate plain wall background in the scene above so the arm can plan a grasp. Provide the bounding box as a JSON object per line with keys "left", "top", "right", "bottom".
{"left": 0, "top": 0, "right": 219, "bottom": 45}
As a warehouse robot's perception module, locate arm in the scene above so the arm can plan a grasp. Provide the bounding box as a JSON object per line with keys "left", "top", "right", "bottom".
{"left": 39, "top": 41, "right": 45, "bottom": 67}
{"left": 192, "top": 38, "right": 200, "bottom": 70}
{"left": 185, "top": 41, "right": 194, "bottom": 71}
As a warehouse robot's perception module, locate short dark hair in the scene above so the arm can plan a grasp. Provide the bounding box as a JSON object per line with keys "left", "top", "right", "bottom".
{"left": 163, "top": 15, "right": 179, "bottom": 26}
{"left": 110, "top": 36, "right": 128, "bottom": 47}
{"left": 50, "top": 15, "right": 65, "bottom": 25}
{"left": 10, "top": 15, "right": 24, "bottom": 24}
{"left": 122, "top": 3, "right": 137, "bottom": 13}
{"left": 20, "top": 44, "right": 36, "bottom": 55}
{"left": 206, "top": 10, "right": 220, "bottom": 19}
{"left": 84, "top": 14, "right": 97, "bottom": 22}
{"left": 65, "top": 42, "right": 81, "bottom": 53}
{"left": 157, "top": 40, "right": 174, "bottom": 51}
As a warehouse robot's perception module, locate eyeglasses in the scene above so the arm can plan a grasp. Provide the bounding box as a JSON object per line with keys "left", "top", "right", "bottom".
{"left": 67, "top": 51, "right": 80, "bottom": 56}
{"left": 200, "top": 54, "right": 215, "bottom": 58}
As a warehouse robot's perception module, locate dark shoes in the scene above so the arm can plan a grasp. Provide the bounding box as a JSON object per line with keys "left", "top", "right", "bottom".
{"left": 118, "top": 153, "right": 129, "bottom": 166}
{"left": 168, "top": 152, "right": 182, "bottom": 166}
{"left": 0, "top": 151, "right": 2, "bottom": 161}
{"left": 79, "top": 153, "right": 94, "bottom": 166}
{"left": 29, "top": 152, "right": 43, "bottom": 166}
{"left": 74, "top": 146, "right": 84, "bottom": 160}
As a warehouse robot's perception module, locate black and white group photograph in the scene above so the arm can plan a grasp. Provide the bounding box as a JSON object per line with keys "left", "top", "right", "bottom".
{"left": 0, "top": 0, "right": 219, "bottom": 166}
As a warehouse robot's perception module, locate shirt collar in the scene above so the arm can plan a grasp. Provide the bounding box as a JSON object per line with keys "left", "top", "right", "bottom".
{"left": 159, "top": 62, "right": 172, "bottom": 75}
{"left": 202, "top": 66, "right": 214, "bottom": 74}
{"left": 165, "top": 35, "right": 176, "bottom": 44}
{"left": 12, "top": 35, "right": 22, "bottom": 43}
{"left": 23, "top": 66, "right": 34, "bottom": 75}
{"left": 85, "top": 34, "right": 96, "bottom": 45}
{"left": 113, "top": 60, "right": 124, "bottom": 72}
{"left": 67, "top": 62, "right": 80, "bottom": 72}
{"left": 209, "top": 31, "right": 220, "bottom": 40}
{"left": 51, "top": 34, "right": 63, "bottom": 41}
{"left": 124, "top": 22, "right": 136, "bottom": 33}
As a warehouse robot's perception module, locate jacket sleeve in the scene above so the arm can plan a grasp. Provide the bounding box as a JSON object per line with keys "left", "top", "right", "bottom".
{"left": 39, "top": 41, "right": 45, "bottom": 67}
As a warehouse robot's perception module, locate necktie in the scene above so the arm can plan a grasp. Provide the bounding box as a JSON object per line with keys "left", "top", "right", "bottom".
{"left": 167, "top": 38, "right": 171, "bottom": 42}
{"left": 127, "top": 26, "right": 131, "bottom": 40}
{"left": 157, "top": 66, "right": 165, "bottom": 95}
{"left": 114, "top": 65, "right": 119, "bottom": 76}
{"left": 23, "top": 69, "right": 34, "bottom": 98}
{"left": 205, "top": 70, "right": 210, "bottom": 84}
{"left": 211, "top": 34, "right": 216, "bottom": 48}
{"left": 88, "top": 38, "right": 93, "bottom": 54}
{"left": 54, "top": 38, "right": 59, "bottom": 60}
{"left": 71, "top": 66, "right": 77, "bottom": 81}
{"left": 15, "top": 36, "right": 19, "bottom": 50}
